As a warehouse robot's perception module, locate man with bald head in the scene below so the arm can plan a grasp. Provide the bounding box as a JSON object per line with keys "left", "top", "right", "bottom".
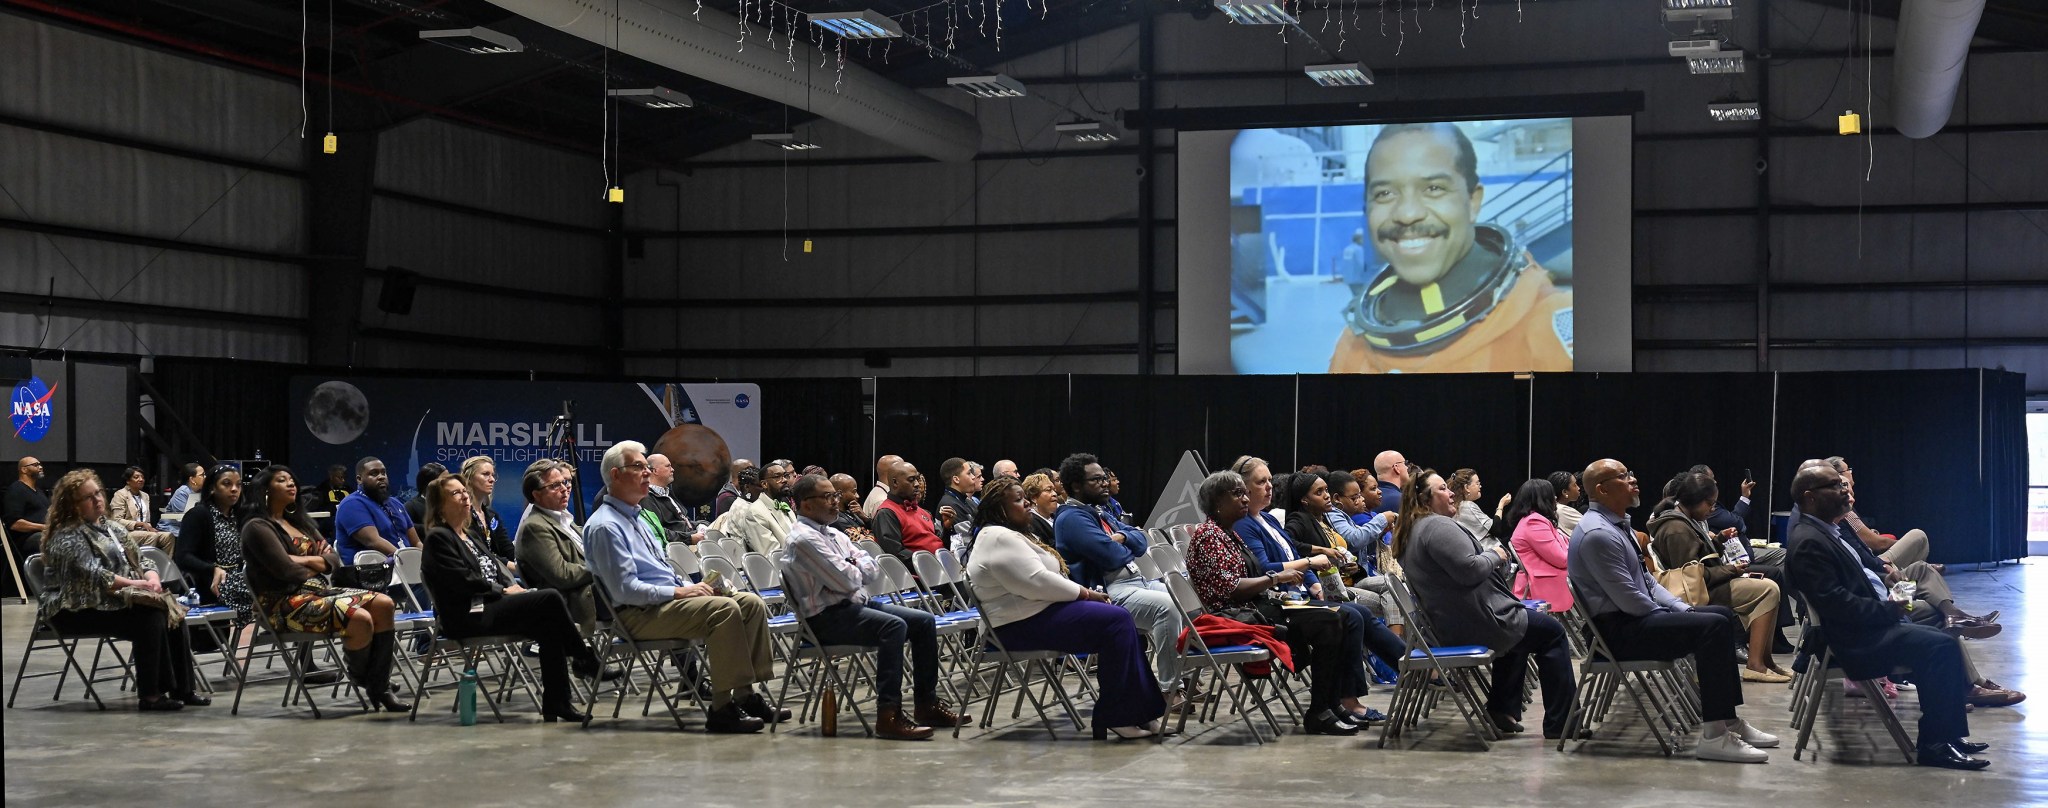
{"left": 865, "top": 454, "right": 903, "bottom": 516}
{"left": 5, "top": 457, "right": 49, "bottom": 582}
{"left": 644, "top": 453, "right": 703, "bottom": 545}
{"left": 1568, "top": 458, "right": 1777, "bottom": 763}
{"left": 828, "top": 473, "right": 868, "bottom": 533}
{"left": 1372, "top": 451, "right": 1409, "bottom": 513}
{"left": 991, "top": 459, "right": 1019, "bottom": 482}
{"left": 871, "top": 460, "right": 942, "bottom": 564}
{"left": 713, "top": 459, "right": 755, "bottom": 520}
{"left": 1784, "top": 462, "right": 1990, "bottom": 770}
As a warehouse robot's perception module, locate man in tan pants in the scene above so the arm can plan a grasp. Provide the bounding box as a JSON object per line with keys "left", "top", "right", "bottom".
{"left": 584, "top": 439, "right": 786, "bottom": 733}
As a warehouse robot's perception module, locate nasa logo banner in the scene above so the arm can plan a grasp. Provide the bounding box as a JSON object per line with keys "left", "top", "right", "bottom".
{"left": 291, "top": 377, "right": 761, "bottom": 530}
{"left": 10, "top": 376, "right": 56, "bottom": 443}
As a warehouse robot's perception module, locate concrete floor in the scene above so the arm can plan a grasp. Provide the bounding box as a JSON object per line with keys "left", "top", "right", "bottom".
{"left": 5, "top": 562, "right": 2043, "bottom": 808}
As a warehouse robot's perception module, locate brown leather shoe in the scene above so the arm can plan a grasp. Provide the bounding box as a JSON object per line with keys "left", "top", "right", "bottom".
{"left": 876, "top": 705, "right": 935, "bottom": 740}
{"left": 1966, "top": 686, "right": 2026, "bottom": 708}
{"left": 914, "top": 699, "right": 971, "bottom": 728}
{"left": 1945, "top": 618, "right": 2003, "bottom": 640}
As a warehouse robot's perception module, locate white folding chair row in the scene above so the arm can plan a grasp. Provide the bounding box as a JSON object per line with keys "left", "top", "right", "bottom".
{"left": 666, "top": 542, "right": 703, "bottom": 579}
{"left": 739, "top": 552, "right": 787, "bottom": 607}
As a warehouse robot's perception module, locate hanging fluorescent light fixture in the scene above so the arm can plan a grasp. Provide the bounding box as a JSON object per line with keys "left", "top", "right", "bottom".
{"left": 1304, "top": 63, "right": 1374, "bottom": 87}
{"left": 946, "top": 74, "right": 1027, "bottom": 98}
{"left": 1687, "top": 51, "right": 1747, "bottom": 74}
{"left": 1668, "top": 39, "right": 1726, "bottom": 58}
{"left": 1664, "top": 0, "right": 1733, "bottom": 8}
{"left": 1213, "top": 0, "right": 1300, "bottom": 25}
{"left": 608, "top": 87, "right": 694, "bottom": 109}
{"left": 1664, "top": 6, "right": 1733, "bottom": 22}
{"left": 1707, "top": 100, "right": 1760, "bottom": 122}
{"left": 753, "top": 132, "right": 822, "bottom": 150}
{"left": 1056, "top": 121, "right": 1120, "bottom": 143}
{"left": 418, "top": 27, "right": 524, "bottom": 54}
{"left": 809, "top": 10, "right": 904, "bottom": 39}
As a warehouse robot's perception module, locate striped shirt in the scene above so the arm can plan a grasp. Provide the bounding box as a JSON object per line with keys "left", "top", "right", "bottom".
{"left": 780, "top": 514, "right": 880, "bottom": 618}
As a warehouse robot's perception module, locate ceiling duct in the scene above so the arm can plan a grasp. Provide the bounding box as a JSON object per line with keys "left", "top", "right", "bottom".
{"left": 1891, "top": 0, "right": 1987, "bottom": 139}
{"left": 483, "top": 0, "right": 982, "bottom": 162}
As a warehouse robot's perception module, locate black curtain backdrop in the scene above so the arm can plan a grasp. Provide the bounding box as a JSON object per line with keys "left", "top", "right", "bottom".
{"left": 752, "top": 378, "right": 867, "bottom": 481}
{"left": 1071, "top": 375, "right": 1296, "bottom": 521}
{"left": 1984, "top": 370, "right": 2030, "bottom": 562}
{"left": 1298, "top": 374, "right": 1529, "bottom": 496}
{"left": 154, "top": 357, "right": 296, "bottom": 462}
{"left": 873, "top": 375, "right": 1071, "bottom": 500}
{"left": 1774, "top": 369, "right": 2008, "bottom": 564}
{"left": 1532, "top": 372, "right": 1777, "bottom": 535}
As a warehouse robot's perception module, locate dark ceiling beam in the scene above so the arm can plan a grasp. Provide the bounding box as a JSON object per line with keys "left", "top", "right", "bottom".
{"left": 1787, "top": 0, "right": 2048, "bottom": 50}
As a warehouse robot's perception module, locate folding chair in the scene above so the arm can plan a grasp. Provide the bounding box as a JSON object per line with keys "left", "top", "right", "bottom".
{"left": 700, "top": 555, "right": 745, "bottom": 598}
{"left": 405, "top": 585, "right": 540, "bottom": 723}
{"left": 1149, "top": 544, "right": 1187, "bottom": 576}
{"left": 1553, "top": 579, "right": 1693, "bottom": 756}
{"left": 739, "top": 552, "right": 787, "bottom": 608}
{"left": 666, "top": 542, "right": 703, "bottom": 581}
{"left": 6, "top": 554, "right": 132, "bottom": 709}
{"left": 229, "top": 595, "right": 366, "bottom": 718}
{"left": 352, "top": 550, "right": 388, "bottom": 566}
{"left": 702, "top": 528, "right": 726, "bottom": 544}
{"left": 907, "top": 552, "right": 991, "bottom": 692}
{"left": 717, "top": 538, "right": 746, "bottom": 563}
{"left": 769, "top": 556, "right": 880, "bottom": 737}
{"left": 1161, "top": 571, "right": 1282, "bottom": 744}
{"left": 1378, "top": 573, "right": 1500, "bottom": 750}
{"left": 1130, "top": 550, "right": 1163, "bottom": 582}
{"left": 959, "top": 591, "right": 1085, "bottom": 739}
{"left": 1787, "top": 597, "right": 1916, "bottom": 764}
{"left": 871, "top": 555, "right": 926, "bottom": 609}
{"left": 856, "top": 539, "right": 885, "bottom": 559}
{"left": 140, "top": 546, "right": 232, "bottom": 695}
{"left": 580, "top": 579, "right": 703, "bottom": 730}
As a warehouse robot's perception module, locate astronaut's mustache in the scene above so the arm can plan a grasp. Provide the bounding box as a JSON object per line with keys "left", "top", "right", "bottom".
{"left": 1379, "top": 224, "right": 1448, "bottom": 242}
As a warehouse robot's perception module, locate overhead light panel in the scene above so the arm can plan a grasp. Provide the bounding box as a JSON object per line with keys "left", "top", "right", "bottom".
{"left": 1304, "top": 62, "right": 1374, "bottom": 87}
{"left": 1707, "top": 101, "right": 1760, "bottom": 122}
{"left": 1664, "top": 7, "right": 1733, "bottom": 22}
{"left": 753, "top": 132, "right": 822, "bottom": 151}
{"left": 809, "top": 10, "right": 904, "bottom": 39}
{"left": 1213, "top": 0, "right": 1300, "bottom": 25}
{"left": 1687, "top": 51, "right": 1747, "bottom": 74}
{"left": 608, "top": 87, "right": 694, "bottom": 109}
{"left": 1667, "top": 39, "right": 1726, "bottom": 58}
{"left": 947, "top": 74, "right": 1027, "bottom": 98}
{"left": 1056, "top": 121, "right": 1120, "bottom": 143}
{"left": 1664, "top": 0, "right": 1733, "bottom": 8}
{"left": 418, "top": 26, "right": 523, "bottom": 54}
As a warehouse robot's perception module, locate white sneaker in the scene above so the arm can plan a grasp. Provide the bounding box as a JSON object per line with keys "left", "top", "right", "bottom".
{"left": 1696, "top": 729, "right": 1771, "bottom": 763}
{"left": 1732, "top": 718, "right": 1780, "bottom": 749}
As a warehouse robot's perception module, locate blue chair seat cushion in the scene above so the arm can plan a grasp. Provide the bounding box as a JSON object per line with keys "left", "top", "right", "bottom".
{"left": 1409, "top": 644, "right": 1490, "bottom": 659}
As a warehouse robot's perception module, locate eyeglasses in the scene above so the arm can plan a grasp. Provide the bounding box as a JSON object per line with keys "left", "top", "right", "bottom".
{"left": 801, "top": 493, "right": 838, "bottom": 502}
{"left": 1825, "top": 480, "right": 1851, "bottom": 491}
{"left": 1084, "top": 474, "right": 1112, "bottom": 483}
{"left": 620, "top": 462, "right": 650, "bottom": 473}
{"left": 539, "top": 480, "right": 573, "bottom": 493}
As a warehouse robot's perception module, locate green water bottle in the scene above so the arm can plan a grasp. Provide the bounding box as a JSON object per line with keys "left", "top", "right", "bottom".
{"left": 458, "top": 667, "right": 479, "bottom": 726}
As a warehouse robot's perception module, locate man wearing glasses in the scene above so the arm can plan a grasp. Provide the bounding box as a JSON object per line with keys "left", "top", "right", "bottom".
{"left": 1567, "top": 458, "right": 1779, "bottom": 763}
{"left": 1053, "top": 452, "right": 1191, "bottom": 717}
{"left": 585, "top": 440, "right": 784, "bottom": 733}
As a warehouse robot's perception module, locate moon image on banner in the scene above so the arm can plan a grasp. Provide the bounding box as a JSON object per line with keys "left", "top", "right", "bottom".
{"left": 654, "top": 423, "right": 732, "bottom": 505}
{"left": 304, "top": 381, "right": 370, "bottom": 445}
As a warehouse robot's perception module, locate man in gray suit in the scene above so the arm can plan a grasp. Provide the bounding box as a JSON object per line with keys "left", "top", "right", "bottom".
{"left": 514, "top": 460, "right": 617, "bottom": 681}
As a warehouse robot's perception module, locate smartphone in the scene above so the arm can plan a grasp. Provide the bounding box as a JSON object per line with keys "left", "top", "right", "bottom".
{"left": 1743, "top": 468, "right": 1753, "bottom": 483}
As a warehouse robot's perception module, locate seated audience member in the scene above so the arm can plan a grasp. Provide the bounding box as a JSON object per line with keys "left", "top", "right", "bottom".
{"left": 713, "top": 459, "right": 756, "bottom": 520}
{"left": 584, "top": 440, "right": 782, "bottom": 733}
{"left": 1784, "top": 463, "right": 1991, "bottom": 770}
{"left": 828, "top": 473, "right": 870, "bottom": 536}
{"left": 421, "top": 473, "right": 602, "bottom": 723}
{"left": 1687, "top": 464, "right": 1755, "bottom": 539}
{"left": 935, "top": 457, "right": 981, "bottom": 537}
{"left": 783, "top": 473, "right": 965, "bottom": 739}
{"left": 460, "top": 456, "right": 517, "bottom": 566}
{"left": 991, "top": 459, "right": 1019, "bottom": 482}
{"left": 1823, "top": 457, "right": 1993, "bottom": 633}
{"left": 1283, "top": 472, "right": 1392, "bottom": 624}
{"left": 1567, "top": 459, "right": 1778, "bottom": 762}
{"left": 1372, "top": 451, "right": 1409, "bottom": 513}
{"left": 109, "top": 466, "right": 176, "bottom": 554}
{"left": 174, "top": 466, "right": 251, "bottom": 614}
{"left": 337, "top": 457, "right": 419, "bottom": 561}
{"left": 1647, "top": 472, "right": 1788, "bottom": 682}
{"left": 1547, "top": 471, "right": 1585, "bottom": 535}
{"left": 728, "top": 459, "right": 795, "bottom": 555}
{"left": 1104, "top": 469, "right": 1133, "bottom": 523}
{"left": 871, "top": 460, "right": 944, "bottom": 565}
{"left": 313, "top": 465, "right": 351, "bottom": 508}
{"left": 163, "top": 462, "right": 205, "bottom": 518}
{"left": 1320, "top": 471, "right": 1402, "bottom": 632}
{"left": 1447, "top": 468, "right": 1498, "bottom": 540}
{"left": 1021, "top": 472, "right": 1061, "bottom": 549}
{"left": 6, "top": 457, "right": 50, "bottom": 561}
{"left": 862, "top": 455, "right": 901, "bottom": 516}
{"left": 241, "top": 465, "right": 408, "bottom": 711}
{"left": 1053, "top": 453, "right": 1191, "bottom": 713}
{"left": 644, "top": 453, "right": 704, "bottom": 545}
{"left": 516, "top": 460, "right": 597, "bottom": 636}
{"left": 1396, "top": 469, "right": 1576, "bottom": 739}
{"left": 1504, "top": 478, "right": 1573, "bottom": 612}
{"left": 1187, "top": 471, "right": 1382, "bottom": 734}
{"left": 38, "top": 469, "right": 206, "bottom": 710}
{"left": 965, "top": 482, "right": 1168, "bottom": 740}
{"left": 1783, "top": 459, "right": 2021, "bottom": 707}
{"left": 404, "top": 463, "right": 445, "bottom": 530}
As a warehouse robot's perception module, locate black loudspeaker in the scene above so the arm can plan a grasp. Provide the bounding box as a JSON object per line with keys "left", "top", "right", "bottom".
{"left": 863, "top": 350, "right": 892, "bottom": 369}
{"left": 377, "top": 268, "right": 418, "bottom": 315}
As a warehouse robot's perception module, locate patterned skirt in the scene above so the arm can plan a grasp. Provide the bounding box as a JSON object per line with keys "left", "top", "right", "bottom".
{"left": 218, "top": 569, "right": 255, "bottom": 624}
{"left": 257, "top": 580, "right": 377, "bottom": 638}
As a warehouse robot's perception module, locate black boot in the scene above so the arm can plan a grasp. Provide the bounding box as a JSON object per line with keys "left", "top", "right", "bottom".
{"left": 300, "top": 645, "right": 343, "bottom": 686}
{"left": 364, "top": 631, "right": 411, "bottom": 713}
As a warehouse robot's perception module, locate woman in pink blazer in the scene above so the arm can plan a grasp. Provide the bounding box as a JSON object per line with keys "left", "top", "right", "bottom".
{"left": 1505, "top": 479, "right": 1572, "bottom": 611}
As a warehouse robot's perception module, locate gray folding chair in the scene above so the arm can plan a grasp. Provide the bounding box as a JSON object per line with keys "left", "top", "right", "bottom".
{"left": 739, "top": 552, "right": 787, "bottom": 608}
{"left": 1553, "top": 579, "right": 1692, "bottom": 756}
{"left": 1378, "top": 573, "right": 1500, "bottom": 750}
{"left": 6, "top": 554, "right": 130, "bottom": 710}
{"left": 666, "top": 542, "right": 703, "bottom": 580}
{"left": 1161, "top": 571, "right": 1282, "bottom": 744}
{"left": 1786, "top": 594, "right": 1916, "bottom": 764}
{"left": 769, "top": 556, "right": 880, "bottom": 737}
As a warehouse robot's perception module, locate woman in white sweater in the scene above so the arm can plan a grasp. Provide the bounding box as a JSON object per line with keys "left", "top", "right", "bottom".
{"left": 965, "top": 480, "right": 1167, "bottom": 739}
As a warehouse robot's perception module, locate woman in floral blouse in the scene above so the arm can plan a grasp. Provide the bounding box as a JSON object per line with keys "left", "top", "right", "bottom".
{"left": 1183, "top": 469, "right": 1376, "bottom": 736}
{"left": 37, "top": 469, "right": 206, "bottom": 710}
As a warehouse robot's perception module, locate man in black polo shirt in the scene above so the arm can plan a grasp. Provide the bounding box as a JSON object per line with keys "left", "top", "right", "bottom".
{"left": 4, "top": 457, "right": 51, "bottom": 596}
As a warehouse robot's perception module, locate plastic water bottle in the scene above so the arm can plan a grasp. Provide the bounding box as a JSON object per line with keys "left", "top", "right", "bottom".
{"left": 458, "top": 667, "right": 479, "bottom": 726}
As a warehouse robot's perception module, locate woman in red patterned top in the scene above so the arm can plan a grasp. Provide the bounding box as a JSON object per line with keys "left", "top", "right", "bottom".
{"left": 1184, "top": 470, "right": 1378, "bottom": 736}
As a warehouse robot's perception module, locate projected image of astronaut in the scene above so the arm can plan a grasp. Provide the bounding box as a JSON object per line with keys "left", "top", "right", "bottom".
{"left": 1330, "top": 123, "right": 1573, "bottom": 373}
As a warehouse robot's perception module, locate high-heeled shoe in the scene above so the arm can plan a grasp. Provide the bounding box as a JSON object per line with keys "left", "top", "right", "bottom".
{"left": 1092, "top": 724, "right": 1158, "bottom": 740}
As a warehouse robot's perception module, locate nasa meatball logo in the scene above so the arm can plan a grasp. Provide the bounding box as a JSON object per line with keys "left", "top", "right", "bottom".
{"left": 10, "top": 376, "right": 56, "bottom": 443}
{"left": 734, "top": 393, "right": 750, "bottom": 409}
